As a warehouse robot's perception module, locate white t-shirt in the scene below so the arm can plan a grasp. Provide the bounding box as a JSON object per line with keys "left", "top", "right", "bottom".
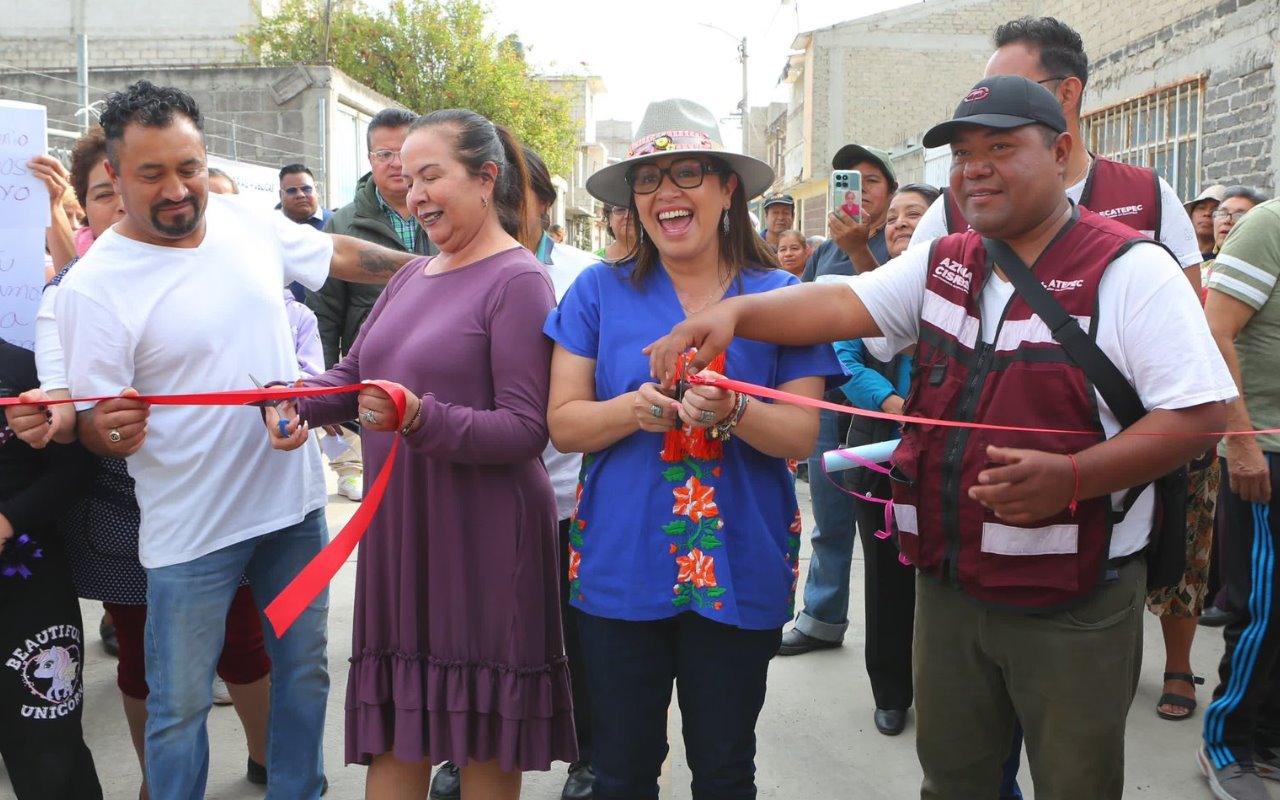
{"left": 56, "top": 193, "right": 333, "bottom": 568}
{"left": 542, "top": 241, "right": 598, "bottom": 519}
{"left": 851, "top": 241, "right": 1236, "bottom": 557}
{"left": 911, "top": 170, "right": 1202, "bottom": 269}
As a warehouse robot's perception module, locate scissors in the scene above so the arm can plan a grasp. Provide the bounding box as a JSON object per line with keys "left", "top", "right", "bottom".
{"left": 249, "top": 374, "right": 290, "bottom": 438}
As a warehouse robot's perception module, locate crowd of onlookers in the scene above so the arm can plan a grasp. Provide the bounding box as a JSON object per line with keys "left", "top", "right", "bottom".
{"left": 2, "top": 12, "right": 1279, "bottom": 800}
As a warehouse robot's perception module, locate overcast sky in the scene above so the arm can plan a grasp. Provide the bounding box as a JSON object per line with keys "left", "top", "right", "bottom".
{"left": 481, "top": 0, "right": 918, "bottom": 150}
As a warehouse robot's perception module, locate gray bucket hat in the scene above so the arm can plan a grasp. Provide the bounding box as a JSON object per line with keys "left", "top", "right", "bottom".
{"left": 586, "top": 98, "right": 775, "bottom": 208}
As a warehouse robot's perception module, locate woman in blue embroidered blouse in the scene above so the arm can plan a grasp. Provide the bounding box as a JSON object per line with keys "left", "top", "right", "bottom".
{"left": 543, "top": 98, "right": 842, "bottom": 799}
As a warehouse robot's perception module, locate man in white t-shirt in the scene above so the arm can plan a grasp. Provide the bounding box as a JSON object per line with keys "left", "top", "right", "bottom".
{"left": 51, "top": 81, "right": 415, "bottom": 800}
{"left": 648, "top": 75, "right": 1235, "bottom": 799}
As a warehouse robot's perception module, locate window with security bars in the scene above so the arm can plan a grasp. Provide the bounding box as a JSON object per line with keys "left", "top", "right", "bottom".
{"left": 1082, "top": 78, "right": 1203, "bottom": 202}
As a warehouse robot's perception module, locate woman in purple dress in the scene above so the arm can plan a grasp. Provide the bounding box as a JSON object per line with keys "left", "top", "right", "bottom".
{"left": 268, "top": 110, "right": 576, "bottom": 799}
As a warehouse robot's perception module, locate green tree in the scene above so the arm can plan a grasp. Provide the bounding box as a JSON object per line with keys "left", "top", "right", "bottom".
{"left": 241, "top": 0, "right": 576, "bottom": 175}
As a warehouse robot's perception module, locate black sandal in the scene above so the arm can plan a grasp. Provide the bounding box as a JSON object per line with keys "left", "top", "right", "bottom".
{"left": 1156, "top": 671, "right": 1204, "bottom": 720}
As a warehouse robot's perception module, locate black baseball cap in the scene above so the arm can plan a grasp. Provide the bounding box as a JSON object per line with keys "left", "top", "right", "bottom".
{"left": 923, "top": 75, "right": 1068, "bottom": 148}
{"left": 763, "top": 193, "right": 795, "bottom": 209}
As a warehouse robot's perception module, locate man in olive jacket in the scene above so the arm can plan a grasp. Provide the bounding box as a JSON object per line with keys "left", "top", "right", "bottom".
{"left": 309, "top": 108, "right": 434, "bottom": 501}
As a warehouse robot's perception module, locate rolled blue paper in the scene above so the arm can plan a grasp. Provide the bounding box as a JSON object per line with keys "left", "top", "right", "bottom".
{"left": 822, "top": 439, "right": 900, "bottom": 473}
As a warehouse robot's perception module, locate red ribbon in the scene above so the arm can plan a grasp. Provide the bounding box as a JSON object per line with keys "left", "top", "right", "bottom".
{"left": 690, "top": 374, "right": 1278, "bottom": 439}
{"left": 4, "top": 371, "right": 1263, "bottom": 637}
{"left": 263, "top": 380, "right": 406, "bottom": 637}
{"left": 1, "top": 381, "right": 404, "bottom": 638}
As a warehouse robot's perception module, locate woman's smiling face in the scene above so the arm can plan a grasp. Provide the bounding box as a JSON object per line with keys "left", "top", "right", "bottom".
{"left": 631, "top": 155, "right": 737, "bottom": 263}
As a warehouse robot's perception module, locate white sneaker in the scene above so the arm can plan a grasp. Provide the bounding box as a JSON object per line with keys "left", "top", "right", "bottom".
{"left": 212, "top": 677, "right": 233, "bottom": 706}
{"left": 338, "top": 475, "right": 363, "bottom": 502}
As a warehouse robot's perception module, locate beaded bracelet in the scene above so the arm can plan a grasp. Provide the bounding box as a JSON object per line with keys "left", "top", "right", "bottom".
{"left": 709, "top": 391, "right": 750, "bottom": 441}
{"left": 1066, "top": 452, "right": 1080, "bottom": 516}
{"left": 400, "top": 398, "right": 423, "bottom": 437}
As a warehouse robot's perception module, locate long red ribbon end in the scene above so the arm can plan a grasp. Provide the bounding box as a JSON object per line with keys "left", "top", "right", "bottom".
{"left": 263, "top": 381, "right": 406, "bottom": 638}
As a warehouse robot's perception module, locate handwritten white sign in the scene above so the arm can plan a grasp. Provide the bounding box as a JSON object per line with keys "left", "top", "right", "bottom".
{"left": 0, "top": 99, "right": 50, "bottom": 230}
{"left": 0, "top": 227, "right": 48, "bottom": 350}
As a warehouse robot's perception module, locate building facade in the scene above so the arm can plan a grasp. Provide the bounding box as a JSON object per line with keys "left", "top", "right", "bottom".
{"left": 540, "top": 74, "right": 611, "bottom": 252}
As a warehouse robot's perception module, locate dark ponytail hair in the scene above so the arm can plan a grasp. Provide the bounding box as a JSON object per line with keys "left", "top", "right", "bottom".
{"left": 409, "top": 109, "right": 539, "bottom": 252}
{"left": 623, "top": 157, "right": 779, "bottom": 287}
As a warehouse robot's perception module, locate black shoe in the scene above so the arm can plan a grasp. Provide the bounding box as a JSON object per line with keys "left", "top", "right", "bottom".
{"left": 874, "top": 708, "right": 907, "bottom": 736}
{"left": 796, "top": 462, "right": 809, "bottom": 483}
{"left": 430, "top": 762, "right": 462, "bottom": 800}
{"left": 777, "top": 628, "right": 841, "bottom": 656}
{"left": 246, "top": 759, "right": 328, "bottom": 795}
{"left": 1200, "top": 606, "right": 1241, "bottom": 628}
{"left": 247, "top": 758, "right": 267, "bottom": 785}
{"left": 562, "top": 761, "right": 594, "bottom": 800}
{"left": 100, "top": 618, "right": 119, "bottom": 658}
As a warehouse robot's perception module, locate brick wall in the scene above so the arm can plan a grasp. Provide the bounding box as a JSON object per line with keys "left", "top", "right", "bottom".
{"left": 1061, "top": 0, "right": 1279, "bottom": 194}
{"left": 0, "top": 36, "right": 249, "bottom": 71}
{"left": 0, "top": 65, "right": 403, "bottom": 206}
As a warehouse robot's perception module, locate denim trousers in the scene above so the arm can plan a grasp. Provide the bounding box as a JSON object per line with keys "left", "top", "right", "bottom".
{"left": 796, "top": 409, "right": 859, "bottom": 642}
{"left": 143, "top": 508, "right": 330, "bottom": 799}
{"left": 577, "top": 610, "right": 782, "bottom": 800}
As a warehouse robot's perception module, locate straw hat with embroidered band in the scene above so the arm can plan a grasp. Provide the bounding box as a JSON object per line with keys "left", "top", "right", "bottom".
{"left": 586, "top": 98, "right": 775, "bottom": 208}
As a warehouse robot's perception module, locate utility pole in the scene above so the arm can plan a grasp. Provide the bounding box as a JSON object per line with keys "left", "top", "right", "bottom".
{"left": 699, "top": 23, "right": 751, "bottom": 156}
{"left": 73, "top": 0, "right": 89, "bottom": 132}
{"left": 740, "top": 37, "right": 750, "bottom": 157}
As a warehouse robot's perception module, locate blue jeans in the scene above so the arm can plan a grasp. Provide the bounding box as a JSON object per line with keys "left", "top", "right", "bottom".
{"left": 1001, "top": 724, "right": 1024, "bottom": 799}
{"left": 797, "top": 408, "right": 859, "bottom": 641}
{"left": 577, "top": 611, "right": 781, "bottom": 800}
{"left": 143, "top": 509, "right": 330, "bottom": 800}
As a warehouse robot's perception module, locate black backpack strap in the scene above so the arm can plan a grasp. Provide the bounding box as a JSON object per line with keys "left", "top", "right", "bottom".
{"left": 981, "top": 236, "right": 1149, "bottom": 518}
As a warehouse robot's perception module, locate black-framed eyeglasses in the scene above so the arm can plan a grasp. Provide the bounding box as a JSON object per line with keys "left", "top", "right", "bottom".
{"left": 1036, "top": 75, "right": 1069, "bottom": 86}
{"left": 283, "top": 185, "right": 315, "bottom": 196}
{"left": 625, "top": 158, "right": 721, "bottom": 195}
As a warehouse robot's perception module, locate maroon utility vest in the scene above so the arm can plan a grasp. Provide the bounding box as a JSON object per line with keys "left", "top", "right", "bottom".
{"left": 891, "top": 208, "right": 1147, "bottom": 610}
{"left": 943, "top": 155, "right": 1163, "bottom": 239}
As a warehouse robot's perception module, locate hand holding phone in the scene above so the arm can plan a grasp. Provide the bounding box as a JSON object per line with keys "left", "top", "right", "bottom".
{"left": 830, "top": 170, "right": 863, "bottom": 224}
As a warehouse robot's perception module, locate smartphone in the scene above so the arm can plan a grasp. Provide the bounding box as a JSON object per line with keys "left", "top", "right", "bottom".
{"left": 830, "top": 170, "right": 863, "bottom": 224}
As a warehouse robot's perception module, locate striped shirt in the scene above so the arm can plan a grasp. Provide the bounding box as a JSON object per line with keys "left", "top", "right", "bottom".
{"left": 376, "top": 189, "right": 417, "bottom": 251}
{"left": 1208, "top": 198, "right": 1280, "bottom": 452}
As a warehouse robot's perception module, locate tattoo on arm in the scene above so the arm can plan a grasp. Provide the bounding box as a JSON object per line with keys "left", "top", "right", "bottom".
{"left": 358, "top": 245, "right": 403, "bottom": 277}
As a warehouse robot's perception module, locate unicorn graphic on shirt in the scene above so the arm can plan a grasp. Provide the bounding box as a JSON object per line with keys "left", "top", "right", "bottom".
{"left": 33, "top": 646, "right": 79, "bottom": 702}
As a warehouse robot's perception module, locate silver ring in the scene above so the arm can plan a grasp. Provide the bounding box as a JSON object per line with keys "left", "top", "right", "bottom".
{"left": 699, "top": 409, "right": 716, "bottom": 424}
{"left": 649, "top": 404, "right": 664, "bottom": 418}
{"left": 108, "top": 429, "right": 122, "bottom": 443}
{"left": 361, "top": 409, "right": 377, "bottom": 424}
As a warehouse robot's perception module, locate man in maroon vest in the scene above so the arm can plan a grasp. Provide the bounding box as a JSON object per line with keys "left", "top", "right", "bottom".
{"left": 647, "top": 75, "right": 1236, "bottom": 798}
{"left": 911, "top": 17, "right": 1203, "bottom": 288}
{"left": 912, "top": 15, "right": 1217, "bottom": 726}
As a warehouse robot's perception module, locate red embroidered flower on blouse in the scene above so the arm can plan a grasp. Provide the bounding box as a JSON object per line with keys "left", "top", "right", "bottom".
{"left": 673, "top": 477, "right": 719, "bottom": 523}
{"left": 567, "top": 546, "right": 581, "bottom": 582}
{"left": 676, "top": 548, "right": 718, "bottom": 589}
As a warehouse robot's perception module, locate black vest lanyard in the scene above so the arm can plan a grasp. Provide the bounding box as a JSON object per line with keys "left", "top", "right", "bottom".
{"left": 981, "top": 235, "right": 1148, "bottom": 520}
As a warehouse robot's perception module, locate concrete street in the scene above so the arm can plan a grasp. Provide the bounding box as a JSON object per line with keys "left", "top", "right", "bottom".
{"left": 0, "top": 476, "right": 1255, "bottom": 799}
